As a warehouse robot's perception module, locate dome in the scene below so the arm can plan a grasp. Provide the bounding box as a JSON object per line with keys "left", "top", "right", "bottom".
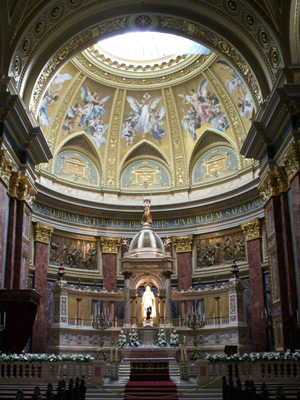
{"left": 128, "top": 223, "right": 165, "bottom": 258}
{"left": 34, "top": 28, "right": 258, "bottom": 208}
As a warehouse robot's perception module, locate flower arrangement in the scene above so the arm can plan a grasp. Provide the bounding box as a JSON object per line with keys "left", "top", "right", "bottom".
{"left": 117, "top": 330, "right": 128, "bottom": 348}
{"left": 156, "top": 329, "right": 168, "bottom": 347}
{"left": 206, "top": 351, "right": 300, "bottom": 363}
{"left": 169, "top": 329, "right": 179, "bottom": 347}
{"left": 128, "top": 329, "right": 140, "bottom": 347}
{"left": 0, "top": 353, "right": 94, "bottom": 363}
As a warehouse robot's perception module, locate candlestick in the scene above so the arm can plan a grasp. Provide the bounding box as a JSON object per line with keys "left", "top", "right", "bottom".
{"left": 111, "top": 347, "right": 113, "bottom": 362}
{"left": 181, "top": 346, "right": 184, "bottom": 362}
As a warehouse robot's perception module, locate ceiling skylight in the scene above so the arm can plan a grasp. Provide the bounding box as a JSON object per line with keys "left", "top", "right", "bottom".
{"left": 96, "top": 32, "right": 210, "bottom": 61}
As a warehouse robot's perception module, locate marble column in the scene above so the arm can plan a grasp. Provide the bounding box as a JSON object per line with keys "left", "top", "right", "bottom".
{"left": 32, "top": 222, "right": 54, "bottom": 353}
{"left": 164, "top": 271, "right": 172, "bottom": 325}
{"left": 130, "top": 289, "right": 137, "bottom": 326}
{"left": 258, "top": 170, "right": 293, "bottom": 350}
{"left": 241, "top": 218, "right": 267, "bottom": 351}
{"left": 281, "top": 144, "right": 300, "bottom": 349}
{"left": 123, "top": 271, "right": 131, "bottom": 325}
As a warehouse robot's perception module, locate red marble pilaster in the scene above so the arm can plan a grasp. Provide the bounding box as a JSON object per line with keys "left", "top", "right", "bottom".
{"left": 13, "top": 201, "right": 31, "bottom": 289}
{"left": 32, "top": 241, "right": 49, "bottom": 353}
{"left": 4, "top": 197, "right": 17, "bottom": 289}
{"left": 102, "top": 253, "right": 117, "bottom": 316}
{"left": 288, "top": 174, "right": 300, "bottom": 349}
{"left": 266, "top": 196, "right": 290, "bottom": 350}
{"left": 246, "top": 238, "right": 267, "bottom": 351}
{"left": 0, "top": 181, "right": 8, "bottom": 288}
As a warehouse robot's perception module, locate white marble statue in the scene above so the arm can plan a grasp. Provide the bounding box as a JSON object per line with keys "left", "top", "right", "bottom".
{"left": 142, "top": 284, "right": 156, "bottom": 320}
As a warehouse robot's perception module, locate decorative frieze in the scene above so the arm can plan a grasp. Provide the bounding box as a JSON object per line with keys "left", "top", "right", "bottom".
{"left": 173, "top": 235, "right": 193, "bottom": 252}
{"left": 100, "top": 237, "right": 121, "bottom": 254}
{"left": 241, "top": 218, "right": 262, "bottom": 241}
{"left": 281, "top": 142, "right": 300, "bottom": 184}
{"left": 33, "top": 222, "right": 54, "bottom": 244}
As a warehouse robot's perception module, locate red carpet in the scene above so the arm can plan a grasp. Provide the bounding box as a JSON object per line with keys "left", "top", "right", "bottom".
{"left": 124, "top": 380, "right": 178, "bottom": 400}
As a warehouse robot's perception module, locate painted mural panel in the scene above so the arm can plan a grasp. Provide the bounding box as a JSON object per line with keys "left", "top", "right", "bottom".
{"left": 121, "top": 160, "right": 170, "bottom": 190}
{"left": 193, "top": 148, "right": 238, "bottom": 183}
{"left": 54, "top": 151, "right": 99, "bottom": 186}
{"left": 120, "top": 90, "right": 170, "bottom": 160}
{"left": 212, "top": 59, "right": 253, "bottom": 130}
{"left": 38, "top": 64, "right": 77, "bottom": 129}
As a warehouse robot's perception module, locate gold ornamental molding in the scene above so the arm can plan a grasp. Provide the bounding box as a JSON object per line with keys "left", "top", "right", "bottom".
{"left": 18, "top": 176, "right": 37, "bottom": 207}
{"left": 281, "top": 142, "right": 300, "bottom": 184}
{"left": 241, "top": 218, "right": 262, "bottom": 241}
{"left": 7, "top": 171, "right": 37, "bottom": 208}
{"left": 274, "top": 166, "right": 288, "bottom": 193}
{"left": 258, "top": 171, "right": 281, "bottom": 204}
{"left": 100, "top": 237, "right": 121, "bottom": 253}
{"left": 173, "top": 235, "right": 193, "bottom": 252}
{"left": 33, "top": 222, "right": 54, "bottom": 244}
{"left": 0, "top": 149, "right": 16, "bottom": 187}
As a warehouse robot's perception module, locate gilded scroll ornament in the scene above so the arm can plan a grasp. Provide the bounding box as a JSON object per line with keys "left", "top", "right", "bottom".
{"left": 17, "top": 176, "right": 37, "bottom": 207}
{"left": 33, "top": 222, "right": 54, "bottom": 244}
{"left": 0, "top": 149, "right": 16, "bottom": 187}
{"left": 241, "top": 218, "right": 261, "bottom": 241}
{"left": 258, "top": 171, "right": 280, "bottom": 203}
{"left": 100, "top": 237, "right": 121, "bottom": 253}
{"left": 173, "top": 235, "right": 193, "bottom": 252}
{"left": 281, "top": 142, "right": 300, "bottom": 184}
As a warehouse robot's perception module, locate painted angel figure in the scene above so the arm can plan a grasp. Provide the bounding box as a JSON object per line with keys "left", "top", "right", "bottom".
{"left": 217, "top": 60, "right": 248, "bottom": 98}
{"left": 39, "top": 72, "right": 73, "bottom": 127}
{"left": 181, "top": 106, "right": 201, "bottom": 142}
{"left": 85, "top": 116, "right": 108, "bottom": 148}
{"left": 126, "top": 93, "right": 163, "bottom": 137}
{"left": 149, "top": 106, "right": 167, "bottom": 144}
{"left": 62, "top": 102, "right": 87, "bottom": 134}
{"left": 78, "top": 83, "right": 110, "bottom": 127}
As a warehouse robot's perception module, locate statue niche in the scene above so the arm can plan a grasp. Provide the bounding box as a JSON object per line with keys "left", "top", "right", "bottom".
{"left": 141, "top": 283, "right": 156, "bottom": 324}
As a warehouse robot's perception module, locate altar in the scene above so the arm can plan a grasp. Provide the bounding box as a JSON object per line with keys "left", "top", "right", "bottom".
{"left": 120, "top": 347, "right": 178, "bottom": 360}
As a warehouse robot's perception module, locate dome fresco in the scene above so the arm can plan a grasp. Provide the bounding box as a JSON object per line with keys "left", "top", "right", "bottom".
{"left": 36, "top": 32, "right": 255, "bottom": 203}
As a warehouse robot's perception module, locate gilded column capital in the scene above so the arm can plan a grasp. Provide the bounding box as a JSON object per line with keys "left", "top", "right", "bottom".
{"left": 258, "top": 171, "right": 280, "bottom": 203}
{"left": 172, "top": 235, "right": 193, "bottom": 252}
{"left": 274, "top": 165, "right": 288, "bottom": 193}
{"left": 281, "top": 142, "right": 300, "bottom": 184}
{"left": 241, "top": 218, "right": 262, "bottom": 241}
{"left": 33, "top": 222, "right": 54, "bottom": 244}
{"left": 9, "top": 171, "right": 21, "bottom": 197}
{"left": 17, "top": 176, "right": 37, "bottom": 207}
{"left": 100, "top": 237, "right": 121, "bottom": 253}
{"left": 0, "top": 149, "right": 16, "bottom": 187}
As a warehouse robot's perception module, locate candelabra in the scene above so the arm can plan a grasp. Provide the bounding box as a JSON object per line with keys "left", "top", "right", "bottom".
{"left": 187, "top": 312, "right": 205, "bottom": 360}
{"left": 92, "top": 313, "right": 112, "bottom": 360}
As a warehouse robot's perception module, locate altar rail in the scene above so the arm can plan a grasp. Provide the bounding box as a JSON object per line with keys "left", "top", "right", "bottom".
{"left": 197, "top": 360, "right": 300, "bottom": 388}
{"left": 0, "top": 361, "right": 104, "bottom": 386}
